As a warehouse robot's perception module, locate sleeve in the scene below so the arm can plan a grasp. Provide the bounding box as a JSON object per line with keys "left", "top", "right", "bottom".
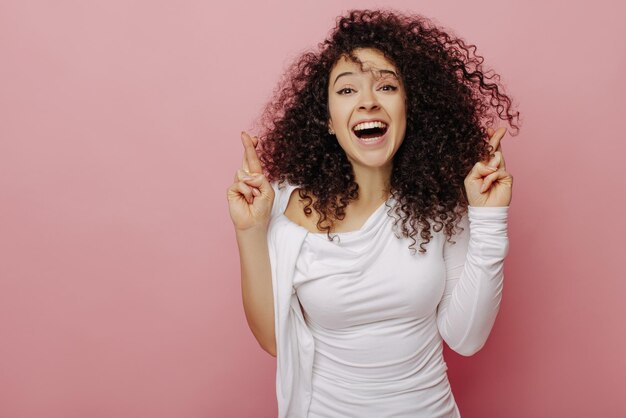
{"left": 436, "top": 205, "right": 509, "bottom": 356}
{"left": 270, "top": 180, "right": 297, "bottom": 220}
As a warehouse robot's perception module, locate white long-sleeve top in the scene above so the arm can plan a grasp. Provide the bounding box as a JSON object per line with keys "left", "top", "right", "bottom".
{"left": 267, "top": 181, "right": 509, "bottom": 418}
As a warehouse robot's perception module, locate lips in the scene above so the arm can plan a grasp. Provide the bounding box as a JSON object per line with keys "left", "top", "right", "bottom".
{"left": 351, "top": 119, "right": 389, "bottom": 140}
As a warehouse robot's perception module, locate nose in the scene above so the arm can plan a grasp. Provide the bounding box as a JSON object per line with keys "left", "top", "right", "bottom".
{"left": 358, "top": 89, "right": 380, "bottom": 111}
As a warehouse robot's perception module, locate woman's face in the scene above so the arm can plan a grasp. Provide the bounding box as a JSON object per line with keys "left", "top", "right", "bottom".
{"left": 327, "top": 48, "right": 407, "bottom": 172}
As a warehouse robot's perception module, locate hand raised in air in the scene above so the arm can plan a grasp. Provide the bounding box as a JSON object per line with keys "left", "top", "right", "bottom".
{"left": 226, "top": 131, "right": 275, "bottom": 231}
{"left": 464, "top": 127, "right": 513, "bottom": 207}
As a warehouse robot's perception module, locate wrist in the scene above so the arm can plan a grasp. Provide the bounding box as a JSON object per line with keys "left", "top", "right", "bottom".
{"left": 235, "top": 224, "right": 269, "bottom": 238}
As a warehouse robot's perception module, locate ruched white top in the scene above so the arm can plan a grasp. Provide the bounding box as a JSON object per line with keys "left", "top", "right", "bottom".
{"left": 267, "top": 181, "right": 509, "bottom": 418}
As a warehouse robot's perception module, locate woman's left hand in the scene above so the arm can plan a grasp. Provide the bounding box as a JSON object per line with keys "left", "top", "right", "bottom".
{"left": 464, "top": 127, "right": 513, "bottom": 207}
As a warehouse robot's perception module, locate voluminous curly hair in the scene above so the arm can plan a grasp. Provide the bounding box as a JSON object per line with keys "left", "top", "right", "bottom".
{"left": 257, "top": 9, "right": 519, "bottom": 253}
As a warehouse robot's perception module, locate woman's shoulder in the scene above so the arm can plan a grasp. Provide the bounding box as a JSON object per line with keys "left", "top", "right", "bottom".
{"left": 270, "top": 180, "right": 301, "bottom": 220}
{"left": 270, "top": 181, "right": 324, "bottom": 233}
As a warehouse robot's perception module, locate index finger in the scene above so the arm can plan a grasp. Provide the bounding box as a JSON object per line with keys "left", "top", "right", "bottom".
{"left": 241, "top": 131, "right": 263, "bottom": 174}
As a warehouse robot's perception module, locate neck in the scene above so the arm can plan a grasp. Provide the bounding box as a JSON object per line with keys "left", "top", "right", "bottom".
{"left": 351, "top": 162, "right": 392, "bottom": 204}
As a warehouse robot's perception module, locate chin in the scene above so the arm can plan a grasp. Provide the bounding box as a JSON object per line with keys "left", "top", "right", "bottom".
{"left": 350, "top": 152, "right": 395, "bottom": 169}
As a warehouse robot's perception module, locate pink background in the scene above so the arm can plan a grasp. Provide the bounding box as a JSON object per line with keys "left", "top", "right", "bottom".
{"left": 1, "top": 0, "right": 624, "bottom": 417}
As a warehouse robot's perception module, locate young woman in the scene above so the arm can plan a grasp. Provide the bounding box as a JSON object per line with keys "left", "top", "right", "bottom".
{"left": 227, "top": 9, "right": 518, "bottom": 418}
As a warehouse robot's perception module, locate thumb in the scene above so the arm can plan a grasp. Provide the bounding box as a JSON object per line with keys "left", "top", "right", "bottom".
{"left": 467, "top": 162, "right": 498, "bottom": 180}
{"left": 242, "top": 173, "right": 272, "bottom": 194}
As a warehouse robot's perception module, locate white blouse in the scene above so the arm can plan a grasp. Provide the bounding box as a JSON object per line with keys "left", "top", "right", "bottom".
{"left": 267, "top": 181, "right": 509, "bottom": 418}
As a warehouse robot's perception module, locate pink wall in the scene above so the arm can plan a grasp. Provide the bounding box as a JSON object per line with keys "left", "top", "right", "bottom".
{"left": 1, "top": 0, "right": 624, "bottom": 417}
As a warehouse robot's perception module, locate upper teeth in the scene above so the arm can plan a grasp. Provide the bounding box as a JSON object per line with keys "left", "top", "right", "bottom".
{"left": 353, "top": 121, "right": 387, "bottom": 131}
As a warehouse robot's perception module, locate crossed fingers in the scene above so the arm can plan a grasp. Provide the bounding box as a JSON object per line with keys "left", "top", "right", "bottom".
{"left": 485, "top": 127, "right": 507, "bottom": 171}
{"left": 235, "top": 131, "right": 263, "bottom": 182}
{"left": 477, "top": 127, "right": 511, "bottom": 194}
{"left": 241, "top": 131, "right": 262, "bottom": 173}
{"left": 233, "top": 131, "right": 264, "bottom": 202}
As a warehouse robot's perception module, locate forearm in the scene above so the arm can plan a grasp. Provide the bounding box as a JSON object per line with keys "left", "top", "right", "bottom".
{"left": 438, "top": 206, "right": 509, "bottom": 356}
{"left": 236, "top": 226, "right": 276, "bottom": 356}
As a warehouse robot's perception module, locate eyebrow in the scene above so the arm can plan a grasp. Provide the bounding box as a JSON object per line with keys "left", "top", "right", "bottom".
{"left": 333, "top": 70, "right": 399, "bottom": 86}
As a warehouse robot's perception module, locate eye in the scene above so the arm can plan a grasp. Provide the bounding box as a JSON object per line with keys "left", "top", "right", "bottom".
{"left": 380, "top": 84, "right": 398, "bottom": 92}
{"left": 337, "top": 87, "right": 355, "bottom": 95}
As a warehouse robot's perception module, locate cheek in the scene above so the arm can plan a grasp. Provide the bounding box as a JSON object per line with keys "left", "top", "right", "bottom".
{"left": 394, "top": 106, "right": 407, "bottom": 143}
{"left": 329, "top": 108, "right": 345, "bottom": 124}
{"left": 328, "top": 96, "right": 354, "bottom": 120}
{"left": 395, "top": 105, "right": 407, "bottom": 130}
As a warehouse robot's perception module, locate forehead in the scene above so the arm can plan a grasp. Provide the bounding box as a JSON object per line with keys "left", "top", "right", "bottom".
{"left": 329, "top": 48, "right": 398, "bottom": 78}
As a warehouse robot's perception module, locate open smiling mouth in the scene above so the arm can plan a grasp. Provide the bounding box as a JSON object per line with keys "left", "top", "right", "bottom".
{"left": 352, "top": 121, "right": 389, "bottom": 141}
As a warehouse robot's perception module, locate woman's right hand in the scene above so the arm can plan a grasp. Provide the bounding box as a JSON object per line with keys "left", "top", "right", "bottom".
{"left": 227, "top": 131, "right": 275, "bottom": 232}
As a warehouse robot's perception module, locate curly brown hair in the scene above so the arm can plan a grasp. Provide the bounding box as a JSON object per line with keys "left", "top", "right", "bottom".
{"left": 257, "top": 9, "right": 519, "bottom": 253}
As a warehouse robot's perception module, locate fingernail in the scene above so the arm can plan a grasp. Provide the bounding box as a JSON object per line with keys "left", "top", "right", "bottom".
{"left": 242, "top": 175, "right": 253, "bottom": 181}
{"left": 252, "top": 188, "right": 260, "bottom": 196}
